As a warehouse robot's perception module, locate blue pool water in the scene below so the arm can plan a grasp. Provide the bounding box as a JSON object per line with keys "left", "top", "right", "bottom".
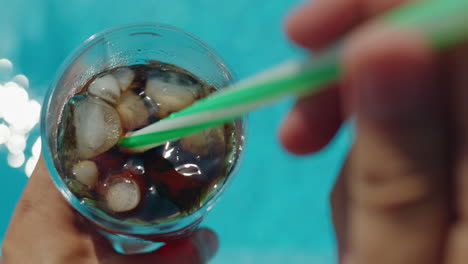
{"left": 0, "top": 0, "right": 352, "bottom": 263}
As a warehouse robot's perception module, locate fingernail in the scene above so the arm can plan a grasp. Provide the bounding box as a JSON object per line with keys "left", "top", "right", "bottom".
{"left": 353, "top": 64, "right": 435, "bottom": 123}
{"left": 193, "top": 229, "right": 219, "bottom": 262}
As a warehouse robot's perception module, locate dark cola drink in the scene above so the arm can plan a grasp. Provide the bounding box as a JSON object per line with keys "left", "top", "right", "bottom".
{"left": 57, "top": 61, "right": 237, "bottom": 224}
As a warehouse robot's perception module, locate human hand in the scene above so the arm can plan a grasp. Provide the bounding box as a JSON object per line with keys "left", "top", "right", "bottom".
{"left": 1, "top": 156, "right": 218, "bottom": 264}
{"left": 282, "top": 0, "right": 468, "bottom": 263}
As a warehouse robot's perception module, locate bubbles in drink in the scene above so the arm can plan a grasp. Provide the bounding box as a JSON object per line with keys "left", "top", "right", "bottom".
{"left": 57, "top": 61, "right": 237, "bottom": 224}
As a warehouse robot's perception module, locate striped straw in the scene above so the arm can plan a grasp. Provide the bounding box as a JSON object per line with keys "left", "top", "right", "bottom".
{"left": 118, "top": 0, "right": 468, "bottom": 152}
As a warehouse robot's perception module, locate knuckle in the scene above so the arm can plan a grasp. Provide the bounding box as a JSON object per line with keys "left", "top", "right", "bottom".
{"left": 350, "top": 154, "right": 439, "bottom": 210}
{"left": 348, "top": 127, "right": 446, "bottom": 211}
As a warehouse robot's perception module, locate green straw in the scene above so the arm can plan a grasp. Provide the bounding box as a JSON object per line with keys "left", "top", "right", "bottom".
{"left": 119, "top": 0, "right": 468, "bottom": 152}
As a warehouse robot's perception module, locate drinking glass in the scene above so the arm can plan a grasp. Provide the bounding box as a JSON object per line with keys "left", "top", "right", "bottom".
{"left": 41, "top": 24, "right": 245, "bottom": 254}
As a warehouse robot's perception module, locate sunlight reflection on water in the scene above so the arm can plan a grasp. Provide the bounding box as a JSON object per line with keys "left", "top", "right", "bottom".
{"left": 0, "top": 58, "right": 41, "bottom": 176}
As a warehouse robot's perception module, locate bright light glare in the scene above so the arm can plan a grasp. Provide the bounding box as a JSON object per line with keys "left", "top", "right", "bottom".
{"left": 6, "top": 134, "right": 26, "bottom": 154}
{"left": 0, "top": 124, "right": 11, "bottom": 144}
{"left": 7, "top": 152, "right": 25, "bottom": 168}
{"left": 25, "top": 155, "right": 39, "bottom": 177}
{"left": 13, "top": 74, "right": 29, "bottom": 89}
{"left": 0, "top": 58, "right": 41, "bottom": 175}
{"left": 0, "top": 82, "right": 29, "bottom": 120}
{"left": 32, "top": 137, "right": 41, "bottom": 157}
{"left": 0, "top": 58, "right": 13, "bottom": 80}
{"left": 26, "top": 137, "right": 42, "bottom": 177}
{"left": 0, "top": 82, "right": 40, "bottom": 132}
{"left": 10, "top": 99, "right": 42, "bottom": 133}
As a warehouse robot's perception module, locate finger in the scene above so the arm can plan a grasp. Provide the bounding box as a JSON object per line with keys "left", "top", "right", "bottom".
{"left": 112, "top": 228, "right": 218, "bottom": 264}
{"left": 285, "top": 0, "right": 412, "bottom": 50}
{"left": 5, "top": 155, "right": 78, "bottom": 234}
{"left": 331, "top": 158, "right": 350, "bottom": 264}
{"left": 443, "top": 44, "right": 468, "bottom": 264}
{"left": 343, "top": 27, "right": 450, "bottom": 264}
{"left": 285, "top": 0, "right": 360, "bottom": 50}
{"left": 2, "top": 157, "right": 101, "bottom": 264}
{"left": 279, "top": 84, "right": 342, "bottom": 154}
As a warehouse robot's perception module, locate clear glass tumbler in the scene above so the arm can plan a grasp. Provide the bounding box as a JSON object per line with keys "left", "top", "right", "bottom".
{"left": 41, "top": 24, "right": 245, "bottom": 255}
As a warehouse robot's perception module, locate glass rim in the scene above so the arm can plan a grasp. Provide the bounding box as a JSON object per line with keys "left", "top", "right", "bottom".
{"left": 41, "top": 23, "right": 246, "bottom": 235}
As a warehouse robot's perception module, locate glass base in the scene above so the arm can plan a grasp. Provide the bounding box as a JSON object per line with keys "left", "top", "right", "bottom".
{"left": 98, "top": 229, "right": 165, "bottom": 255}
{"left": 93, "top": 216, "right": 203, "bottom": 255}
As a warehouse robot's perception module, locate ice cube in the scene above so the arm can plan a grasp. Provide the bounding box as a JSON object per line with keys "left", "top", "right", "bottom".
{"left": 179, "top": 126, "right": 225, "bottom": 156}
{"left": 104, "top": 172, "right": 144, "bottom": 213}
{"left": 88, "top": 74, "right": 121, "bottom": 105}
{"left": 73, "top": 96, "right": 122, "bottom": 159}
{"left": 72, "top": 160, "right": 98, "bottom": 188}
{"left": 145, "top": 71, "right": 202, "bottom": 118}
{"left": 113, "top": 67, "right": 135, "bottom": 92}
{"left": 106, "top": 179, "right": 141, "bottom": 213}
{"left": 116, "top": 91, "right": 150, "bottom": 131}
